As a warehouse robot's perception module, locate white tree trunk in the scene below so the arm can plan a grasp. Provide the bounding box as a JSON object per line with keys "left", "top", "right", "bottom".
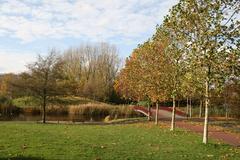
{"left": 199, "top": 100, "right": 202, "bottom": 118}
{"left": 225, "top": 107, "right": 229, "bottom": 120}
{"left": 224, "top": 96, "right": 228, "bottom": 120}
{"left": 225, "top": 106, "right": 229, "bottom": 120}
{"left": 189, "top": 97, "right": 192, "bottom": 118}
{"left": 147, "top": 102, "right": 151, "bottom": 121}
{"left": 203, "top": 79, "right": 209, "bottom": 144}
{"left": 170, "top": 96, "right": 176, "bottom": 131}
{"left": 155, "top": 102, "right": 159, "bottom": 125}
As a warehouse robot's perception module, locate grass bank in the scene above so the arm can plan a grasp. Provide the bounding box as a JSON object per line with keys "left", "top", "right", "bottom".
{"left": 12, "top": 96, "right": 96, "bottom": 108}
{"left": 0, "top": 122, "right": 239, "bottom": 160}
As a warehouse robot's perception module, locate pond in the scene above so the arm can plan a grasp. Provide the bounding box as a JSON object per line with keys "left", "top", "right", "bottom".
{"left": 0, "top": 113, "right": 138, "bottom": 122}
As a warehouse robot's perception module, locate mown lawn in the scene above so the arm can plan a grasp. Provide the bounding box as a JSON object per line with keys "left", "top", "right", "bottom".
{"left": 0, "top": 122, "right": 239, "bottom": 160}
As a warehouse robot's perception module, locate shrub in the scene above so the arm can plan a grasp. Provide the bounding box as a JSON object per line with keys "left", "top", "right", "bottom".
{"left": 0, "top": 96, "right": 21, "bottom": 116}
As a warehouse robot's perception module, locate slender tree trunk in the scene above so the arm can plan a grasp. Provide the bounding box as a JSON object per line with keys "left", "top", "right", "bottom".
{"left": 147, "top": 102, "right": 151, "bottom": 121}
{"left": 186, "top": 97, "right": 189, "bottom": 119}
{"left": 155, "top": 102, "right": 159, "bottom": 125}
{"left": 225, "top": 106, "right": 228, "bottom": 120}
{"left": 177, "top": 100, "right": 180, "bottom": 109}
{"left": 199, "top": 100, "right": 202, "bottom": 118}
{"left": 42, "top": 98, "right": 46, "bottom": 123}
{"left": 170, "top": 96, "right": 176, "bottom": 131}
{"left": 225, "top": 106, "right": 229, "bottom": 120}
{"left": 203, "top": 73, "right": 210, "bottom": 144}
{"left": 42, "top": 95, "right": 46, "bottom": 124}
{"left": 189, "top": 97, "right": 192, "bottom": 118}
{"left": 224, "top": 95, "right": 228, "bottom": 120}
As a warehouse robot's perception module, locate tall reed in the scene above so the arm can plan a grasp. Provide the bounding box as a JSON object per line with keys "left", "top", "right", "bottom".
{"left": 69, "top": 103, "right": 138, "bottom": 118}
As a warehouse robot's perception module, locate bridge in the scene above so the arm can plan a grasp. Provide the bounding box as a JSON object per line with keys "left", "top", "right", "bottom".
{"left": 133, "top": 106, "right": 186, "bottom": 119}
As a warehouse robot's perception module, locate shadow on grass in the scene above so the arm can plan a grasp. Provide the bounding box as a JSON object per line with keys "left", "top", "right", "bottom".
{"left": 0, "top": 156, "right": 44, "bottom": 160}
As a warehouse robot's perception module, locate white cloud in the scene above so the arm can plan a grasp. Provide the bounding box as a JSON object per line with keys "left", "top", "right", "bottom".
{"left": 0, "top": 0, "right": 179, "bottom": 73}
{"left": 0, "top": 49, "right": 36, "bottom": 73}
{"left": 0, "top": 0, "right": 179, "bottom": 43}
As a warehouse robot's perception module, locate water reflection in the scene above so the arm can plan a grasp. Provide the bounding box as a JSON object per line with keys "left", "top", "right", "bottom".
{"left": 0, "top": 113, "right": 108, "bottom": 122}
{"left": 0, "top": 113, "right": 134, "bottom": 122}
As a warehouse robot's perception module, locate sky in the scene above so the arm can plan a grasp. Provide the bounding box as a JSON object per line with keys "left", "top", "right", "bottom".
{"left": 0, "top": 0, "right": 179, "bottom": 73}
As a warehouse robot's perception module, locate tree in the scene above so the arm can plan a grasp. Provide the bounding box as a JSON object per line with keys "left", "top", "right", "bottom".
{"left": 0, "top": 74, "right": 17, "bottom": 98}
{"left": 155, "top": 26, "right": 187, "bottom": 131}
{"left": 166, "top": 0, "right": 240, "bottom": 143}
{"left": 19, "top": 50, "right": 65, "bottom": 123}
{"left": 62, "top": 43, "right": 120, "bottom": 102}
{"left": 115, "top": 36, "right": 172, "bottom": 125}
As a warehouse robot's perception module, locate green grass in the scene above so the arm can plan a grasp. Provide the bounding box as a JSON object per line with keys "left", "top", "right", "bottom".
{"left": 12, "top": 97, "right": 40, "bottom": 108}
{"left": 0, "top": 122, "right": 239, "bottom": 160}
{"left": 12, "top": 96, "right": 96, "bottom": 108}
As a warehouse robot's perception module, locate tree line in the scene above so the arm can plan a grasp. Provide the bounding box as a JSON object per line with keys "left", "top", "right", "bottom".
{"left": 114, "top": 0, "right": 240, "bottom": 144}
{"left": 0, "top": 42, "right": 121, "bottom": 123}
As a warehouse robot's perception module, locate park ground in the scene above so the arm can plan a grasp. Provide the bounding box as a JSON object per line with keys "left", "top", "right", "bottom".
{"left": 0, "top": 122, "right": 240, "bottom": 160}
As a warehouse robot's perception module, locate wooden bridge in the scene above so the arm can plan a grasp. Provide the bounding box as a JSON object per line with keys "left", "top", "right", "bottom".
{"left": 133, "top": 106, "right": 186, "bottom": 119}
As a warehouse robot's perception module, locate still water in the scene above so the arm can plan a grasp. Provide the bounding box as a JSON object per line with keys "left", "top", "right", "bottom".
{"left": 0, "top": 113, "right": 109, "bottom": 122}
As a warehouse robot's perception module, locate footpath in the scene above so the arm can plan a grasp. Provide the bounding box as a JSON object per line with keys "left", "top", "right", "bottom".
{"left": 175, "top": 120, "right": 240, "bottom": 147}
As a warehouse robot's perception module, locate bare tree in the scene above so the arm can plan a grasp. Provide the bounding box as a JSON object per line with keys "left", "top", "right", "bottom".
{"left": 62, "top": 42, "right": 120, "bottom": 101}
{"left": 19, "top": 49, "right": 64, "bottom": 123}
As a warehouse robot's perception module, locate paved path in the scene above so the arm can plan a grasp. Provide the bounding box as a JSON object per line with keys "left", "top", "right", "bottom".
{"left": 151, "top": 109, "right": 185, "bottom": 119}
{"left": 133, "top": 106, "right": 240, "bottom": 146}
{"left": 174, "top": 120, "right": 240, "bottom": 147}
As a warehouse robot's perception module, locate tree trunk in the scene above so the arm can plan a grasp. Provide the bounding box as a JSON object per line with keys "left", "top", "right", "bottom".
{"left": 42, "top": 93, "right": 46, "bottom": 124}
{"left": 224, "top": 96, "right": 228, "bottom": 120}
{"left": 170, "top": 96, "right": 176, "bottom": 131}
{"left": 147, "top": 102, "right": 151, "bottom": 121}
{"left": 186, "top": 97, "right": 189, "bottom": 119}
{"left": 199, "top": 100, "right": 202, "bottom": 118}
{"left": 225, "top": 106, "right": 229, "bottom": 120}
{"left": 155, "top": 102, "right": 159, "bottom": 125}
{"left": 203, "top": 74, "right": 210, "bottom": 144}
{"left": 189, "top": 97, "right": 192, "bottom": 118}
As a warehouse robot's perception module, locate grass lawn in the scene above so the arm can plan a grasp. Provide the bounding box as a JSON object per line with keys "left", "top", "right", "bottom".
{"left": 0, "top": 122, "right": 239, "bottom": 160}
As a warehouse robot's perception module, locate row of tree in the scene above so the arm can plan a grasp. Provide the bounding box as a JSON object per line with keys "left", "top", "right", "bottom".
{"left": 114, "top": 0, "right": 240, "bottom": 144}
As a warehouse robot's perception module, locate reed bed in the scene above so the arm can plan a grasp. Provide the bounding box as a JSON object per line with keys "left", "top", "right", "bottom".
{"left": 9, "top": 102, "right": 139, "bottom": 119}
{"left": 68, "top": 103, "right": 138, "bottom": 118}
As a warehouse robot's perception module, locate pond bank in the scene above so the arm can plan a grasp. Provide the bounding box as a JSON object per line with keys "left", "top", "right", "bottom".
{"left": 35, "top": 117, "right": 147, "bottom": 125}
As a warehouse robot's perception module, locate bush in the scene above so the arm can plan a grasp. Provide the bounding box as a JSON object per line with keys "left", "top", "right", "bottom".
{"left": 0, "top": 96, "right": 21, "bottom": 116}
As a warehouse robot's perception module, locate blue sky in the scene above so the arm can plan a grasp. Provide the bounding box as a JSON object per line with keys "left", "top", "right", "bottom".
{"left": 0, "top": 0, "right": 178, "bottom": 73}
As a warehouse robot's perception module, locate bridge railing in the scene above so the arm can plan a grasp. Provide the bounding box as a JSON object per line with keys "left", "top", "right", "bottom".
{"left": 133, "top": 106, "right": 186, "bottom": 117}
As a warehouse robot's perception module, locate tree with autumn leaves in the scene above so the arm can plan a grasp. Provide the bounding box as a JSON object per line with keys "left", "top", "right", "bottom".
{"left": 115, "top": 0, "right": 240, "bottom": 144}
